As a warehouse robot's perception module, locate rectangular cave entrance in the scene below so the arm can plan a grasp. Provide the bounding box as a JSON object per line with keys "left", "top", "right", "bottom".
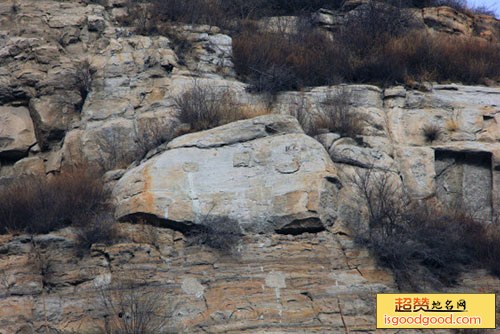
{"left": 435, "top": 149, "right": 493, "bottom": 221}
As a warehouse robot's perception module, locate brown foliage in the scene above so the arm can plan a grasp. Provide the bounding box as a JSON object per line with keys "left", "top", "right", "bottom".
{"left": 292, "top": 89, "right": 364, "bottom": 138}
{"left": 97, "top": 280, "right": 171, "bottom": 334}
{"left": 0, "top": 168, "right": 110, "bottom": 234}
{"left": 348, "top": 166, "right": 500, "bottom": 290}
{"left": 174, "top": 83, "right": 246, "bottom": 131}
{"left": 186, "top": 216, "right": 242, "bottom": 255}
{"left": 119, "top": 0, "right": 346, "bottom": 32}
{"left": 117, "top": 0, "right": 500, "bottom": 90}
{"left": 74, "top": 213, "right": 121, "bottom": 255}
{"left": 233, "top": 27, "right": 345, "bottom": 93}
{"left": 382, "top": 31, "right": 500, "bottom": 84}
{"left": 234, "top": 25, "right": 500, "bottom": 92}
{"left": 316, "top": 88, "right": 364, "bottom": 138}
{"left": 422, "top": 123, "right": 443, "bottom": 142}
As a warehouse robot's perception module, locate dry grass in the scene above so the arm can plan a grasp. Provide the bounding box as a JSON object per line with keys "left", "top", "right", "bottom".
{"left": 233, "top": 27, "right": 345, "bottom": 93}
{"left": 316, "top": 88, "right": 364, "bottom": 138}
{"left": 347, "top": 166, "right": 500, "bottom": 290}
{"left": 97, "top": 280, "right": 171, "bottom": 334}
{"left": 422, "top": 123, "right": 442, "bottom": 142}
{"left": 382, "top": 31, "right": 500, "bottom": 84}
{"left": 233, "top": 19, "right": 500, "bottom": 93}
{"left": 174, "top": 84, "right": 241, "bottom": 131}
{"left": 174, "top": 83, "right": 272, "bottom": 131}
{"left": 238, "top": 104, "right": 273, "bottom": 119}
{"left": 291, "top": 89, "right": 364, "bottom": 138}
{"left": 0, "top": 168, "right": 110, "bottom": 234}
{"left": 186, "top": 216, "right": 242, "bottom": 255}
{"left": 445, "top": 118, "right": 459, "bottom": 132}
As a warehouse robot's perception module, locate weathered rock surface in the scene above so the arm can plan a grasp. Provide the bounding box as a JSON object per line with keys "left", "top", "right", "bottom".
{"left": 315, "top": 3, "right": 500, "bottom": 40}
{"left": 1, "top": 1, "right": 500, "bottom": 333}
{"left": 0, "top": 0, "right": 239, "bottom": 175}
{"left": 275, "top": 84, "right": 500, "bottom": 221}
{"left": 114, "top": 115, "right": 339, "bottom": 234}
{"left": 1, "top": 223, "right": 499, "bottom": 334}
{"left": 0, "top": 106, "right": 36, "bottom": 159}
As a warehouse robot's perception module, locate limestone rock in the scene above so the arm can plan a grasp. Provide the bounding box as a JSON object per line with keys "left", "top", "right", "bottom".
{"left": 396, "top": 146, "right": 435, "bottom": 198}
{"left": 13, "top": 156, "right": 45, "bottom": 177}
{"left": 329, "top": 139, "right": 395, "bottom": 170}
{"left": 114, "top": 115, "right": 339, "bottom": 234}
{"left": 62, "top": 118, "right": 139, "bottom": 171}
{"left": 0, "top": 106, "right": 36, "bottom": 159}
{"left": 423, "top": 6, "right": 474, "bottom": 36}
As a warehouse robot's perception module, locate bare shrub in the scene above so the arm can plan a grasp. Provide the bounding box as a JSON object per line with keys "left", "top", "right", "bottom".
{"left": 94, "top": 128, "right": 139, "bottom": 171}
{"left": 422, "top": 123, "right": 442, "bottom": 142}
{"left": 119, "top": 0, "right": 499, "bottom": 88}
{"left": 290, "top": 94, "right": 317, "bottom": 136}
{"left": 74, "top": 213, "right": 121, "bottom": 256}
{"left": 74, "top": 60, "right": 92, "bottom": 106}
{"left": 0, "top": 168, "right": 110, "bottom": 234}
{"left": 118, "top": 0, "right": 346, "bottom": 33}
{"left": 233, "top": 26, "right": 346, "bottom": 93}
{"left": 316, "top": 88, "right": 364, "bottom": 138}
{"left": 97, "top": 281, "right": 171, "bottom": 334}
{"left": 134, "top": 118, "right": 178, "bottom": 160}
{"left": 186, "top": 216, "right": 242, "bottom": 254}
{"left": 233, "top": 4, "right": 500, "bottom": 90}
{"left": 30, "top": 238, "right": 52, "bottom": 334}
{"left": 382, "top": 31, "right": 500, "bottom": 84}
{"left": 174, "top": 83, "right": 244, "bottom": 131}
{"left": 470, "top": 5, "right": 496, "bottom": 17}
{"left": 291, "top": 89, "right": 364, "bottom": 138}
{"left": 151, "top": 0, "right": 227, "bottom": 27}
{"left": 435, "top": 0, "right": 467, "bottom": 11}
{"left": 346, "top": 165, "right": 500, "bottom": 290}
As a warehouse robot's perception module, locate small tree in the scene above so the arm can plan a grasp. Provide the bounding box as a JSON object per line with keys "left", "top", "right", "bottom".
{"left": 98, "top": 281, "right": 171, "bottom": 334}
{"left": 316, "top": 88, "right": 364, "bottom": 138}
{"left": 174, "top": 83, "right": 244, "bottom": 131}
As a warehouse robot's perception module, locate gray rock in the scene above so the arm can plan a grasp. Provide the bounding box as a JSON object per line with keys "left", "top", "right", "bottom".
{"left": 0, "top": 106, "right": 36, "bottom": 159}
{"left": 329, "top": 141, "right": 395, "bottom": 170}
{"left": 113, "top": 115, "right": 339, "bottom": 234}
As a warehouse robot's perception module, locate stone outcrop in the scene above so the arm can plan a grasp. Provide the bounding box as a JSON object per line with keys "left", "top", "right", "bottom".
{"left": 113, "top": 115, "right": 339, "bottom": 234}
{"left": 1, "top": 1, "right": 500, "bottom": 333}
{"left": 0, "top": 0, "right": 238, "bottom": 180}
{"left": 1, "top": 223, "right": 499, "bottom": 334}
{"left": 0, "top": 106, "right": 36, "bottom": 159}
{"left": 314, "top": 2, "right": 500, "bottom": 40}
{"left": 274, "top": 84, "right": 500, "bottom": 221}
{"left": 0, "top": 224, "right": 400, "bottom": 334}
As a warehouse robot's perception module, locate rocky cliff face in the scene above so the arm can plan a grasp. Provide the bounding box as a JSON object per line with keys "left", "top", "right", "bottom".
{"left": 0, "top": 223, "right": 398, "bottom": 334}
{"left": 1, "top": 1, "right": 500, "bottom": 333}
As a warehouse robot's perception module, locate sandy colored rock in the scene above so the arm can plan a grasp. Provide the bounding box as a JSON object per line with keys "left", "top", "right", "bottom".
{"left": 13, "top": 156, "right": 45, "bottom": 177}
{"left": 114, "top": 115, "right": 339, "bottom": 234}
{"left": 0, "top": 106, "right": 36, "bottom": 159}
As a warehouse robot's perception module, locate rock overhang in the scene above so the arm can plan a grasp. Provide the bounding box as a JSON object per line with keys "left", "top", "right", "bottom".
{"left": 113, "top": 115, "right": 340, "bottom": 235}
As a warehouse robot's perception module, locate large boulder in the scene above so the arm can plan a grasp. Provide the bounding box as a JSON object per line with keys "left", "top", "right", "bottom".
{"left": 113, "top": 115, "right": 340, "bottom": 234}
{"left": 0, "top": 106, "right": 36, "bottom": 159}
